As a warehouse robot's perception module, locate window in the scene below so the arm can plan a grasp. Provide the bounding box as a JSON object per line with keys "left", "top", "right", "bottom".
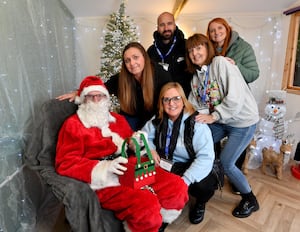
{"left": 282, "top": 11, "right": 300, "bottom": 95}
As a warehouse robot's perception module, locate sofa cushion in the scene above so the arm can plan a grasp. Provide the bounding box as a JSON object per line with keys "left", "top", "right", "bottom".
{"left": 24, "top": 99, "right": 77, "bottom": 168}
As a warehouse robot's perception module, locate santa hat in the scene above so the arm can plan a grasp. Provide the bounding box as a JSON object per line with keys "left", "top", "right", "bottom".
{"left": 75, "top": 76, "right": 109, "bottom": 104}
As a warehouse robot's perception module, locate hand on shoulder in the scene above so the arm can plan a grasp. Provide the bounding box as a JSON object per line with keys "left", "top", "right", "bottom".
{"left": 225, "top": 57, "right": 235, "bottom": 65}
{"left": 56, "top": 90, "right": 78, "bottom": 102}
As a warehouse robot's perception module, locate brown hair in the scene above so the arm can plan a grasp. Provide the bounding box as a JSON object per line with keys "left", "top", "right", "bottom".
{"left": 157, "top": 82, "right": 195, "bottom": 120}
{"left": 185, "top": 33, "right": 215, "bottom": 74}
{"left": 207, "top": 17, "right": 232, "bottom": 56}
{"left": 118, "top": 42, "right": 154, "bottom": 114}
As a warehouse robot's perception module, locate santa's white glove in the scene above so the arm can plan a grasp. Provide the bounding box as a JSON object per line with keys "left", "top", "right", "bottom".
{"left": 108, "top": 156, "right": 128, "bottom": 175}
{"left": 90, "top": 156, "right": 128, "bottom": 190}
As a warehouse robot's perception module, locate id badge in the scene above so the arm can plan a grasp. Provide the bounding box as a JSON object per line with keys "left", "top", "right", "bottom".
{"left": 158, "top": 62, "right": 169, "bottom": 71}
{"left": 197, "top": 105, "right": 209, "bottom": 115}
{"left": 159, "top": 158, "right": 173, "bottom": 172}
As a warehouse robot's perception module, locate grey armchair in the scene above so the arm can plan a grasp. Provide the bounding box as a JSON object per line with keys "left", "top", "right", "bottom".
{"left": 24, "top": 98, "right": 123, "bottom": 232}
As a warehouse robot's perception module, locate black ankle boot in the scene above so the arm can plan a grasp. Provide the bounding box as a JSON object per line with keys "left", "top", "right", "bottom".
{"left": 189, "top": 202, "right": 205, "bottom": 224}
{"left": 232, "top": 191, "right": 259, "bottom": 218}
{"left": 158, "top": 222, "right": 168, "bottom": 232}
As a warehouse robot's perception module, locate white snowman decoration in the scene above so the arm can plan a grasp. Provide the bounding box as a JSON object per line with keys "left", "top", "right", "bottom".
{"left": 247, "top": 90, "right": 289, "bottom": 169}
{"left": 261, "top": 90, "right": 287, "bottom": 140}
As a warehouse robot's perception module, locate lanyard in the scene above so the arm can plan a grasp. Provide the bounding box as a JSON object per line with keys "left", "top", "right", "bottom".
{"left": 154, "top": 36, "right": 177, "bottom": 63}
{"left": 164, "top": 127, "right": 172, "bottom": 159}
{"left": 197, "top": 65, "right": 210, "bottom": 103}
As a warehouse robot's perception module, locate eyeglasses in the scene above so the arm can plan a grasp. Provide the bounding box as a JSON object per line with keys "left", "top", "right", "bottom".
{"left": 84, "top": 94, "right": 107, "bottom": 101}
{"left": 162, "top": 96, "right": 182, "bottom": 104}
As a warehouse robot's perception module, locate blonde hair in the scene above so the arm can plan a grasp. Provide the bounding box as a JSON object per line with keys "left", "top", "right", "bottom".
{"left": 157, "top": 82, "right": 195, "bottom": 120}
{"left": 118, "top": 42, "right": 154, "bottom": 114}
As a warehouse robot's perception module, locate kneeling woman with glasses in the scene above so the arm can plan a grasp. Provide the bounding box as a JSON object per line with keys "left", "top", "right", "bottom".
{"left": 142, "top": 82, "right": 218, "bottom": 227}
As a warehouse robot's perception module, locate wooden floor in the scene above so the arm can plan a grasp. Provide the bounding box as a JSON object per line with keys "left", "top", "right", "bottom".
{"left": 166, "top": 161, "right": 300, "bottom": 232}
{"left": 54, "top": 161, "right": 300, "bottom": 232}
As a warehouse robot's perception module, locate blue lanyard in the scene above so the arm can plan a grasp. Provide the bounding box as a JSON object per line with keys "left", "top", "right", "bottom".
{"left": 197, "top": 65, "right": 210, "bottom": 103}
{"left": 154, "top": 36, "right": 177, "bottom": 63}
{"left": 164, "top": 127, "right": 172, "bottom": 159}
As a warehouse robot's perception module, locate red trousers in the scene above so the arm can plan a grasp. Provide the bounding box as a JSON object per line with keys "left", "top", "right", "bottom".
{"left": 96, "top": 166, "right": 188, "bottom": 232}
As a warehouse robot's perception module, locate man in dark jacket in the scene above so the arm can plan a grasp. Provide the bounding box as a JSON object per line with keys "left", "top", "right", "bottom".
{"left": 147, "top": 12, "right": 192, "bottom": 97}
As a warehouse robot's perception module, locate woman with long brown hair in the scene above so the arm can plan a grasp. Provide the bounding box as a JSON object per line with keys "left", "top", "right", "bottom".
{"left": 57, "top": 42, "right": 172, "bottom": 130}
{"left": 105, "top": 42, "right": 171, "bottom": 130}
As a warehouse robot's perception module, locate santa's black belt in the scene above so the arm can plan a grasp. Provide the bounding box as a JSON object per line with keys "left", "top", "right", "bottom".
{"left": 99, "top": 153, "right": 121, "bottom": 161}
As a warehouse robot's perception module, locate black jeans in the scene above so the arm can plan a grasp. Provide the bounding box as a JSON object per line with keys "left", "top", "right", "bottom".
{"left": 171, "top": 162, "right": 218, "bottom": 204}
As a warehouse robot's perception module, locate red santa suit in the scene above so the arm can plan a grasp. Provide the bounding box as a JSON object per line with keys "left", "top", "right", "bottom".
{"left": 55, "top": 76, "right": 188, "bottom": 232}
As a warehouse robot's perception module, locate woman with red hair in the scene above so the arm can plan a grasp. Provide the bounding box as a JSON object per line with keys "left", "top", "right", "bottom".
{"left": 207, "top": 17, "right": 259, "bottom": 84}
{"left": 207, "top": 18, "right": 259, "bottom": 193}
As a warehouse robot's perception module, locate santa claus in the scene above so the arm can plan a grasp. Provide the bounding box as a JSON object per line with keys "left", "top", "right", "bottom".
{"left": 55, "top": 76, "right": 188, "bottom": 232}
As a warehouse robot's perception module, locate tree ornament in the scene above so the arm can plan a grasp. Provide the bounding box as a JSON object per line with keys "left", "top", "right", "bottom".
{"left": 98, "top": 0, "right": 139, "bottom": 82}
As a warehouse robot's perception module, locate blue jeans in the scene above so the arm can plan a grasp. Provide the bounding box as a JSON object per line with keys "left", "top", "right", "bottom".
{"left": 208, "top": 123, "right": 257, "bottom": 194}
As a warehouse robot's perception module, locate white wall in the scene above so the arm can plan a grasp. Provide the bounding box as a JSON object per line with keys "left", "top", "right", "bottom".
{"left": 73, "top": 14, "right": 158, "bottom": 80}
{"left": 73, "top": 13, "right": 300, "bottom": 153}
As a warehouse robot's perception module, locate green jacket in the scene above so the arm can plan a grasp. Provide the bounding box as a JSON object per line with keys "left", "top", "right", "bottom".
{"left": 226, "top": 31, "right": 259, "bottom": 83}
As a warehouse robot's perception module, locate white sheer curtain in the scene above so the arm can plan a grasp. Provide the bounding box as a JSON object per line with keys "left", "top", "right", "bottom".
{"left": 0, "top": 0, "right": 76, "bottom": 230}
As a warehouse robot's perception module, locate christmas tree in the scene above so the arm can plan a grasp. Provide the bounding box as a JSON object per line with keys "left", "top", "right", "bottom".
{"left": 99, "top": 0, "right": 139, "bottom": 82}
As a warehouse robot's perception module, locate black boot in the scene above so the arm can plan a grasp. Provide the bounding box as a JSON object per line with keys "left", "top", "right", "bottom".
{"left": 158, "top": 222, "right": 168, "bottom": 232}
{"left": 189, "top": 202, "right": 205, "bottom": 224}
{"left": 232, "top": 191, "right": 259, "bottom": 218}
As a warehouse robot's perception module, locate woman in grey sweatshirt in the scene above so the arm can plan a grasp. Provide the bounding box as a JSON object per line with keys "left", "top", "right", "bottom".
{"left": 186, "top": 33, "right": 259, "bottom": 219}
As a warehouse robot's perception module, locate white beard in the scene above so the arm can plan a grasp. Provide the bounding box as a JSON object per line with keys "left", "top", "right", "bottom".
{"left": 77, "top": 99, "right": 111, "bottom": 129}
{"left": 77, "top": 99, "right": 125, "bottom": 154}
